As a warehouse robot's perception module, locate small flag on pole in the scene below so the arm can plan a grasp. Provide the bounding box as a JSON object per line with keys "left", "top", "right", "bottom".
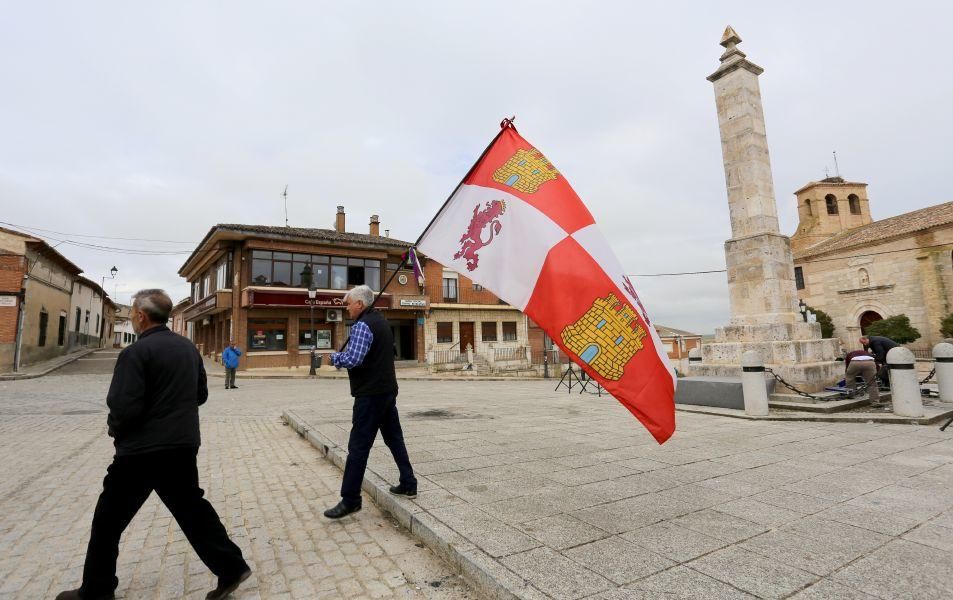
{"left": 417, "top": 119, "right": 676, "bottom": 443}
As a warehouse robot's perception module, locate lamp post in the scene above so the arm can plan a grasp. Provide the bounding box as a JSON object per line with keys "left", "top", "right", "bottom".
{"left": 308, "top": 282, "right": 317, "bottom": 375}
{"left": 100, "top": 266, "right": 118, "bottom": 348}
{"left": 798, "top": 299, "right": 808, "bottom": 323}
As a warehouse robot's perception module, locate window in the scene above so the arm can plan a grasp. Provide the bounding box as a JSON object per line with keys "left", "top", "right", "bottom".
{"left": 58, "top": 315, "right": 66, "bottom": 346}
{"left": 299, "top": 320, "right": 333, "bottom": 350}
{"left": 436, "top": 322, "right": 453, "bottom": 343}
{"left": 247, "top": 319, "right": 287, "bottom": 351}
{"left": 251, "top": 250, "right": 272, "bottom": 285}
{"left": 272, "top": 252, "right": 292, "bottom": 286}
{"left": 216, "top": 257, "right": 229, "bottom": 289}
{"left": 85, "top": 310, "right": 90, "bottom": 327}
{"left": 442, "top": 277, "right": 458, "bottom": 302}
{"left": 191, "top": 281, "right": 200, "bottom": 302}
{"left": 75, "top": 308, "right": 81, "bottom": 332}
{"left": 96, "top": 314, "right": 100, "bottom": 335}
{"left": 502, "top": 322, "right": 517, "bottom": 341}
{"left": 794, "top": 266, "right": 805, "bottom": 290}
{"left": 331, "top": 256, "right": 347, "bottom": 290}
{"left": 481, "top": 322, "right": 497, "bottom": 342}
{"left": 805, "top": 199, "right": 812, "bottom": 216}
{"left": 848, "top": 194, "right": 861, "bottom": 215}
{"left": 202, "top": 272, "right": 213, "bottom": 296}
{"left": 825, "top": 194, "right": 838, "bottom": 215}
{"left": 252, "top": 251, "right": 380, "bottom": 291}
{"left": 473, "top": 284, "right": 484, "bottom": 292}
{"left": 38, "top": 311, "right": 48, "bottom": 346}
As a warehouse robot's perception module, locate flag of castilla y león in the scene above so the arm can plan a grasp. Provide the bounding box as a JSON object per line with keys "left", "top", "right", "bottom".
{"left": 417, "top": 120, "right": 676, "bottom": 443}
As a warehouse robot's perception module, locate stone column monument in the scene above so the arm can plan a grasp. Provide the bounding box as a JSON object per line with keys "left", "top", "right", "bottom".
{"left": 688, "top": 27, "right": 840, "bottom": 392}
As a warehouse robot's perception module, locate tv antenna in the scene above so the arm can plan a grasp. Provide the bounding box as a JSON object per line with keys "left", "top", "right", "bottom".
{"left": 282, "top": 185, "right": 289, "bottom": 227}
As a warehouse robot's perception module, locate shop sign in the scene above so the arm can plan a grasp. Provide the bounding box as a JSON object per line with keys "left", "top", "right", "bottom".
{"left": 399, "top": 298, "right": 426, "bottom": 308}
{"left": 251, "top": 290, "right": 390, "bottom": 308}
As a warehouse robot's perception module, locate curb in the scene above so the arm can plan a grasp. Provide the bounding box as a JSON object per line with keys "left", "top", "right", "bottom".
{"left": 675, "top": 404, "right": 953, "bottom": 425}
{"left": 282, "top": 410, "right": 541, "bottom": 600}
{"left": 210, "top": 372, "right": 548, "bottom": 382}
{"left": 0, "top": 347, "right": 100, "bottom": 381}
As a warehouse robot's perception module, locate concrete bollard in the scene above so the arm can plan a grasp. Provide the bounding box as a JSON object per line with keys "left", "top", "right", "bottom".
{"left": 888, "top": 347, "right": 924, "bottom": 418}
{"left": 688, "top": 348, "right": 702, "bottom": 364}
{"left": 741, "top": 350, "right": 770, "bottom": 416}
{"left": 934, "top": 342, "right": 953, "bottom": 403}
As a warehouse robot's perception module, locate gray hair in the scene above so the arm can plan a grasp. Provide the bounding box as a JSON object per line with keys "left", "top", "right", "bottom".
{"left": 345, "top": 285, "right": 375, "bottom": 309}
{"left": 132, "top": 289, "right": 173, "bottom": 324}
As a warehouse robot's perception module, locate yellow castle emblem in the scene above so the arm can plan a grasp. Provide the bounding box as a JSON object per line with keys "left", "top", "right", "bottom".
{"left": 561, "top": 293, "right": 647, "bottom": 381}
{"left": 492, "top": 148, "right": 558, "bottom": 194}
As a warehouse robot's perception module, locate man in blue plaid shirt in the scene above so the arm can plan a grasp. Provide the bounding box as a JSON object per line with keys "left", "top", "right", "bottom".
{"left": 324, "top": 285, "right": 417, "bottom": 519}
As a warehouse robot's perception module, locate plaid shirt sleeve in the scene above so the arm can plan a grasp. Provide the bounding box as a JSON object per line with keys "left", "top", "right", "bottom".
{"left": 331, "top": 321, "right": 374, "bottom": 369}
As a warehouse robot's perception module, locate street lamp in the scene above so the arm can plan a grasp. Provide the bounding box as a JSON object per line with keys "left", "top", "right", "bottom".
{"left": 798, "top": 299, "right": 808, "bottom": 323}
{"left": 308, "top": 281, "right": 317, "bottom": 376}
{"left": 100, "top": 266, "right": 118, "bottom": 348}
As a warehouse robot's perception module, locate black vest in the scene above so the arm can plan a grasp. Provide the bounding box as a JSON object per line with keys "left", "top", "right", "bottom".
{"left": 347, "top": 309, "right": 398, "bottom": 397}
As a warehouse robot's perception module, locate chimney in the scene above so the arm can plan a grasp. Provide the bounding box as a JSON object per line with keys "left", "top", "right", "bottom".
{"left": 335, "top": 206, "right": 345, "bottom": 233}
{"left": 384, "top": 229, "right": 390, "bottom": 238}
{"left": 369, "top": 214, "right": 380, "bottom": 237}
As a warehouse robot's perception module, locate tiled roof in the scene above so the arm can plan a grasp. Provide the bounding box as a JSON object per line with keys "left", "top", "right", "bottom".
{"left": 216, "top": 224, "right": 414, "bottom": 248}
{"left": 795, "top": 202, "right": 953, "bottom": 259}
{"left": 654, "top": 324, "right": 701, "bottom": 337}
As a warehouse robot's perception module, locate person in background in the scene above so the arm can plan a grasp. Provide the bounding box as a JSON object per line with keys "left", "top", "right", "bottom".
{"left": 860, "top": 335, "right": 899, "bottom": 385}
{"left": 844, "top": 348, "right": 880, "bottom": 405}
{"left": 222, "top": 341, "right": 242, "bottom": 390}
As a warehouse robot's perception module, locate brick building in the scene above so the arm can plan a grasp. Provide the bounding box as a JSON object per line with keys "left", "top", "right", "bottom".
{"left": 178, "top": 208, "right": 428, "bottom": 370}
{"left": 0, "top": 226, "right": 83, "bottom": 371}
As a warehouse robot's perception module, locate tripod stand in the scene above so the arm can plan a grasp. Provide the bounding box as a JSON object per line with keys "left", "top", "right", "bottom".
{"left": 555, "top": 364, "right": 584, "bottom": 393}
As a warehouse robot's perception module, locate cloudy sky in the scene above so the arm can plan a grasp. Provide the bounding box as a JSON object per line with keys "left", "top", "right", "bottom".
{"left": 2, "top": 1, "right": 950, "bottom": 333}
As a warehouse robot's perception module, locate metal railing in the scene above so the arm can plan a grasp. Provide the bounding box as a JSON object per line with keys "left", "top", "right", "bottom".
{"left": 430, "top": 348, "right": 463, "bottom": 365}
{"left": 493, "top": 346, "right": 525, "bottom": 362}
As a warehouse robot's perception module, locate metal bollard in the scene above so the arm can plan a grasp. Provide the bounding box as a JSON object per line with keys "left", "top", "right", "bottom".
{"left": 741, "top": 350, "right": 770, "bottom": 416}
{"left": 888, "top": 347, "right": 923, "bottom": 417}
{"left": 934, "top": 343, "right": 953, "bottom": 403}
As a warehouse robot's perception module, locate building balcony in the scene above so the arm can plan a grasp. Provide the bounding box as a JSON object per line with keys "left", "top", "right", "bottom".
{"left": 184, "top": 289, "right": 233, "bottom": 322}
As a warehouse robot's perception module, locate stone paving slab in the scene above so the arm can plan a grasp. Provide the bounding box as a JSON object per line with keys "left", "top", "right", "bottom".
{"left": 285, "top": 378, "right": 953, "bottom": 599}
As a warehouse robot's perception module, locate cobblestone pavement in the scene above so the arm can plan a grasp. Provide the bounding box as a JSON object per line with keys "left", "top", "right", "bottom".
{"left": 0, "top": 363, "right": 475, "bottom": 599}
{"left": 285, "top": 378, "right": 953, "bottom": 600}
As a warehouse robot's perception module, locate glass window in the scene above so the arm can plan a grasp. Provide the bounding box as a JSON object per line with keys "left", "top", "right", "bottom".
{"left": 272, "top": 261, "right": 292, "bottom": 286}
{"left": 794, "top": 266, "right": 805, "bottom": 290}
{"left": 217, "top": 259, "right": 229, "bottom": 289}
{"left": 311, "top": 254, "right": 329, "bottom": 264}
{"left": 365, "top": 266, "right": 380, "bottom": 291}
{"left": 347, "top": 266, "right": 365, "bottom": 286}
{"left": 436, "top": 322, "right": 453, "bottom": 343}
{"left": 273, "top": 252, "right": 292, "bottom": 261}
{"left": 252, "top": 250, "right": 272, "bottom": 260}
{"left": 331, "top": 256, "right": 347, "bottom": 265}
{"left": 247, "top": 319, "right": 287, "bottom": 351}
{"left": 331, "top": 265, "right": 347, "bottom": 289}
{"left": 502, "top": 322, "right": 517, "bottom": 341}
{"left": 298, "top": 320, "right": 333, "bottom": 350}
{"left": 293, "top": 262, "right": 312, "bottom": 287}
{"left": 349, "top": 257, "right": 365, "bottom": 266}
{"left": 293, "top": 253, "right": 311, "bottom": 262}
{"left": 481, "top": 322, "right": 497, "bottom": 342}
{"left": 312, "top": 263, "right": 329, "bottom": 288}
{"left": 442, "top": 278, "right": 458, "bottom": 302}
{"left": 251, "top": 258, "right": 271, "bottom": 284}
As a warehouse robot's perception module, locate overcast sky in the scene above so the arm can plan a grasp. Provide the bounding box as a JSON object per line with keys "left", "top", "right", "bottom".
{"left": 2, "top": 1, "right": 950, "bottom": 333}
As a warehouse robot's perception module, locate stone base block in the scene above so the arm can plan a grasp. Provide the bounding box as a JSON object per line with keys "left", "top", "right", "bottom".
{"left": 716, "top": 322, "right": 823, "bottom": 343}
{"left": 688, "top": 360, "right": 842, "bottom": 393}
{"left": 675, "top": 376, "right": 775, "bottom": 410}
{"left": 702, "top": 337, "right": 840, "bottom": 366}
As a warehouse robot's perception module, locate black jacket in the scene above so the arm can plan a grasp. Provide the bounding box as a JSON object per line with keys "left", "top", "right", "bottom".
{"left": 106, "top": 325, "right": 207, "bottom": 456}
{"left": 866, "top": 335, "right": 900, "bottom": 364}
{"left": 347, "top": 309, "right": 398, "bottom": 397}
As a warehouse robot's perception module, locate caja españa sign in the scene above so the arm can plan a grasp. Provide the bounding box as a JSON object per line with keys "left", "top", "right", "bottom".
{"left": 249, "top": 290, "right": 390, "bottom": 308}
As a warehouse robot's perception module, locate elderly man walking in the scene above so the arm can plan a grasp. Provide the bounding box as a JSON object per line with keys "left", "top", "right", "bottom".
{"left": 222, "top": 341, "right": 242, "bottom": 389}
{"left": 57, "top": 289, "right": 250, "bottom": 600}
{"left": 323, "top": 285, "right": 418, "bottom": 519}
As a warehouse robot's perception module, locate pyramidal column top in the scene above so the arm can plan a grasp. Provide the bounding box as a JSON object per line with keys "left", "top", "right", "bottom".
{"left": 707, "top": 25, "right": 763, "bottom": 82}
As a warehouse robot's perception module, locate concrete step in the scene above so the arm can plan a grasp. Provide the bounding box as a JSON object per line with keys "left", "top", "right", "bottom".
{"left": 769, "top": 392, "right": 892, "bottom": 413}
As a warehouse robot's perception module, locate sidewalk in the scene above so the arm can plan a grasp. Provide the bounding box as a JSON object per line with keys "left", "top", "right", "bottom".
{"left": 0, "top": 347, "right": 99, "bottom": 381}
{"left": 284, "top": 378, "right": 953, "bottom": 600}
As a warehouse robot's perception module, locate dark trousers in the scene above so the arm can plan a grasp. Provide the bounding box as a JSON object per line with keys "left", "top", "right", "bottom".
{"left": 225, "top": 368, "right": 236, "bottom": 388}
{"left": 80, "top": 447, "right": 248, "bottom": 596}
{"left": 341, "top": 392, "right": 416, "bottom": 506}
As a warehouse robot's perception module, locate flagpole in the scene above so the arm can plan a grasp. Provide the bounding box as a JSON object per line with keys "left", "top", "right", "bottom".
{"left": 338, "top": 118, "right": 515, "bottom": 354}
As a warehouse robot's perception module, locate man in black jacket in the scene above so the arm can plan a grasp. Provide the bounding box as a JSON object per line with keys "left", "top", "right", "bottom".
{"left": 57, "top": 289, "right": 250, "bottom": 600}
{"left": 323, "top": 285, "right": 417, "bottom": 519}
{"left": 860, "top": 335, "right": 900, "bottom": 384}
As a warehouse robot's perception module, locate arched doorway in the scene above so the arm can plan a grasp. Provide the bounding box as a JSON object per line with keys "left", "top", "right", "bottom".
{"left": 859, "top": 311, "right": 883, "bottom": 334}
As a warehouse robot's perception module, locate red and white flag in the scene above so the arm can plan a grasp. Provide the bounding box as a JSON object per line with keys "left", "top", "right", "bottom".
{"left": 418, "top": 121, "right": 676, "bottom": 443}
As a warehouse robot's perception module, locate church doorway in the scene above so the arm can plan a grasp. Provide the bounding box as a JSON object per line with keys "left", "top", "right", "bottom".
{"left": 859, "top": 311, "right": 883, "bottom": 334}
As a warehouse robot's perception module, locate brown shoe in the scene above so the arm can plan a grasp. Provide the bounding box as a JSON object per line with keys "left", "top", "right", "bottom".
{"left": 55, "top": 590, "right": 114, "bottom": 600}
{"left": 206, "top": 568, "right": 252, "bottom": 600}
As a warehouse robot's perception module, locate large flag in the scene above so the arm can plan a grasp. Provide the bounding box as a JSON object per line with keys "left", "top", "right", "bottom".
{"left": 417, "top": 121, "right": 676, "bottom": 443}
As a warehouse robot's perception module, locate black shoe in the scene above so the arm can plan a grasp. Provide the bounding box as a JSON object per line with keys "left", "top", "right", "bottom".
{"left": 206, "top": 567, "right": 252, "bottom": 600}
{"left": 230, "top": 385, "right": 238, "bottom": 389}
{"left": 389, "top": 483, "right": 418, "bottom": 498}
{"left": 55, "top": 590, "right": 115, "bottom": 600}
{"left": 324, "top": 501, "right": 361, "bottom": 519}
